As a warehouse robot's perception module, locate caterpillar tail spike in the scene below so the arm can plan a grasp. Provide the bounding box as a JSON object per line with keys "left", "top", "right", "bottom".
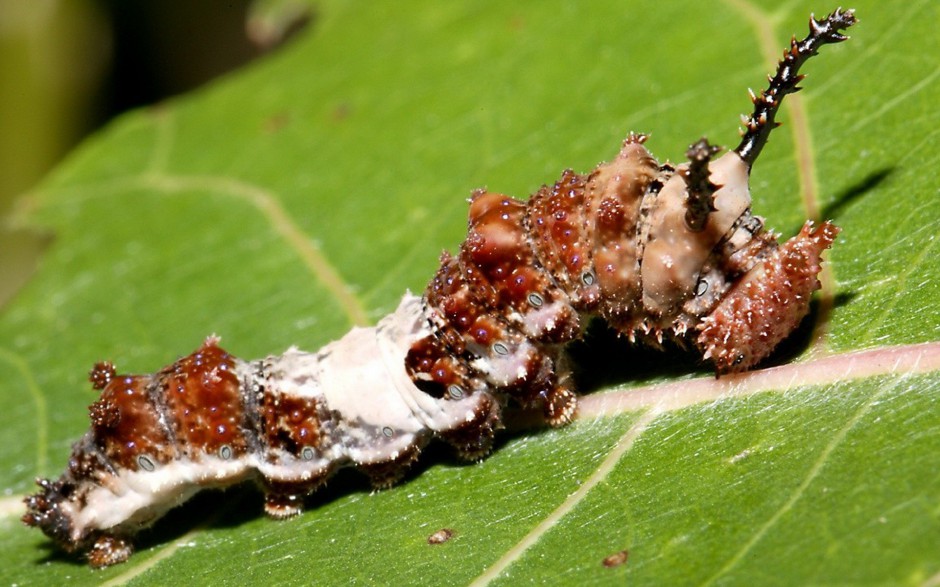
{"left": 735, "top": 8, "right": 857, "bottom": 167}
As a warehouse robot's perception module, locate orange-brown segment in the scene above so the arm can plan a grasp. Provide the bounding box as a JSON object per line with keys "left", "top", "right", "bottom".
{"left": 464, "top": 190, "right": 579, "bottom": 342}
{"left": 160, "top": 338, "right": 246, "bottom": 458}
{"left": 90, "top": 373, "right": 173, "bottom": 470}
{"left": 526, "top": 169, "right": 593, "bottom": 305}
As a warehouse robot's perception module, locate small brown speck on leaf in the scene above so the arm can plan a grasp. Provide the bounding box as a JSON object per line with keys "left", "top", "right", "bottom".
{"left": 602, "top": 549, "right": 629, "bottom": 568}
{"left": 427, "top": 528, "right": 454, "bottom": 545}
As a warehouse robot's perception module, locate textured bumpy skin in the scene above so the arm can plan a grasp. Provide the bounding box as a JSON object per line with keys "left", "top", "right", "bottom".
{"left": 24, "top": 9, "right": 855, "bottom": 567}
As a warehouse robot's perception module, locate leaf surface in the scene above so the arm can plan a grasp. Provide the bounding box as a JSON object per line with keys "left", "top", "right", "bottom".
{"left": 2, "top": 1, "right": 938, "bottom": 585}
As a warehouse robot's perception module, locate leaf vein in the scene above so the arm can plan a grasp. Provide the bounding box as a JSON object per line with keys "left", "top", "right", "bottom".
{"left": 467, "top": 410, "right": 657, "bottom": 586}
{"left": 699, "top": 364, "right": 912, "bottom": 585}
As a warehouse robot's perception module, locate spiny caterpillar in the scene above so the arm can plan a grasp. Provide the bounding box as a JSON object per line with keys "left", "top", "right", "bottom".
{"left": 24, "top": 9, "right": 856, "bottom": 568}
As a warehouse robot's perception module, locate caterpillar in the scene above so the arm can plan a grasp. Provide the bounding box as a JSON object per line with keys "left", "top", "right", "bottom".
{"left": 24, "top": 9, "right": 856, "bottom": 568}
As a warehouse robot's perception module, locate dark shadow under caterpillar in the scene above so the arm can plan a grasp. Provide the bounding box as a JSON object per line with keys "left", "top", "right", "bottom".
{"left": 23, "top": 8, "right": 856, "bottom": 568}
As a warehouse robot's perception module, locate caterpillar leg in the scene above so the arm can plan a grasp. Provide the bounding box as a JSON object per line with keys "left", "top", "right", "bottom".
{"left": 359, "top": 442, "right": 426, "bottom": 490}
{"left": 542, "top": 384, "right": 578, "bottom": 427}
{"left": 87, "top": 534, "right": 133, "bottom": 569}
{"left": 263, "top": 487, "right": 306, "bottom": 519}
{"left": 438, "top": 391, "right": 502, "bottom": 461}
{"left": 538, "top": 357, "right": 578, "bottom": 426}
{"left": 262, "top": 477, "right": 332, "bottom": 519}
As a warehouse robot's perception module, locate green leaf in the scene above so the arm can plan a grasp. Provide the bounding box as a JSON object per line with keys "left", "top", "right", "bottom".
{"left": 2, "top": 1, "right": 938, "bottom": 585}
